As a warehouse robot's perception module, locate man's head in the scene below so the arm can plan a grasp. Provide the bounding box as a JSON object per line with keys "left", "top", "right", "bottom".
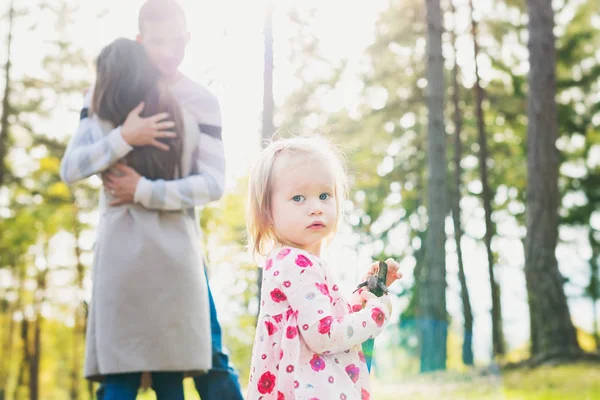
{"left": 137, "top": 0, "right": 190, "bottom": 82}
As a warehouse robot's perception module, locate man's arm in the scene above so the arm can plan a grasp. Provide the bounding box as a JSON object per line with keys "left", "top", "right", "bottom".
{"left": 132, "top": 116, "right": 226, "bottom": 210}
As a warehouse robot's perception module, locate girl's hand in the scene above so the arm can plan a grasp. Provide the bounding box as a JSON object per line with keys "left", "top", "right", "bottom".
{"left": 362, "top": 259, "right": 403, "bottom": 287}
{"left": 360, "top": 290, "right": 392, "bottom": 314}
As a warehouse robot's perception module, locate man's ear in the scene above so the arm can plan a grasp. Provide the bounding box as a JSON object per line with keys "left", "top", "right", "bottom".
{"left": 136, "top": 34, "right": 143, "bottom": 44}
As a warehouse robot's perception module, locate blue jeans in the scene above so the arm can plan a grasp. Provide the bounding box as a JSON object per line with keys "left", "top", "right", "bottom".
{"left": 103, "top": 372, "right": 183, "bottom": 400}
{"left": 96, "top": 272, "right": 244, "bottom": 400}
{"left": 193, "top": 274, "right": 244, "bottom": 399}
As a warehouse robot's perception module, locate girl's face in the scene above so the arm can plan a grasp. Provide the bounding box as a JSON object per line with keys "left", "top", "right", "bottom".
{"left": 270, "top": 153, "right": 338, "bottom": 257}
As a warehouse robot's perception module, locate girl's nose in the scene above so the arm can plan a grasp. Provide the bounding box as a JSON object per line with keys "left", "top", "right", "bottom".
{"left": 309, "top": 200, "right": 323, "bottom": 215}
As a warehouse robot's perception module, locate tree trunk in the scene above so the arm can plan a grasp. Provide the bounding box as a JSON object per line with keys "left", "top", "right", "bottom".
{"left": 469, "top": 0, "right": 505, "bottom": 357}
{"left": 525, "top": 0, "right": 581, "bottom": 360}
{"left": 593, "top": 294, "right": 599, "bottom": 351}
{"left": 29, "top": 313, "right": 41, "bottom": 400}
{"left": 29, "top": 264, "right": 47, "bottom": 400}
{"left": 4, "top": 264, "right": 26, "bottom": 400}
{"left": 262, "top": 0, "right": 274, "bottom": 145}
{"left": 0, "top": 0, "right": 15, "bottom": 190}
{"left": 15, "top": 318, "right": 29, "bottom": 399}
{"left": 71, "top": 205, "right": 84, "bottom": 400}
{"left": 420, "top": 0, "right": 448, "bottom": 372}
{"left": 257, "top": 0, "right": 274, "bottom": 318}
{"left": 450, "top": 0, "right": 474, "bottom": 366}
{"left": 589, "top": 230, "right": 599, "bottom": 350}
{"left": 0, "top": 282, "right": 16, "bottom": 400}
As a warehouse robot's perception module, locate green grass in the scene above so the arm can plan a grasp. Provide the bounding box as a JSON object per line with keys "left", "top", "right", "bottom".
{"left": 135, "top": 363, "right": 600, "bottom": 399}
{"left": 372, "top": 362, "right": 600, "bottom": 400}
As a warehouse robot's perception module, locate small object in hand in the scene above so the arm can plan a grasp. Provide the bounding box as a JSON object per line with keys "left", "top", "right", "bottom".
{"left": 354, "top": 260, "right": 389, "bottom": 297}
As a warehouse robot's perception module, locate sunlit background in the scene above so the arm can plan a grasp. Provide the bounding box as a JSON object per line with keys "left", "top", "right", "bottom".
{"left": 1, "top": 0, "right": 600, "bottom": 398}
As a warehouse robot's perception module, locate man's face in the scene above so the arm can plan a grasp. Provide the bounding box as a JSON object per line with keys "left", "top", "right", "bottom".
{"left": 138, "top": 17, "right": 190, "bottom": 81}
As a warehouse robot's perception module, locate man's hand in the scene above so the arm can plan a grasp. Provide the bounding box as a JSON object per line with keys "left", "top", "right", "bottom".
{"left": 121, "top": 102, "right": 176, "bottom": 151}
{"left": 103, "top": 164, "right": 142, "bottom": 206}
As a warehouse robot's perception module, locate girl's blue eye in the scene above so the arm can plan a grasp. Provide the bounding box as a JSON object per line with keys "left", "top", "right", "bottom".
{"left": 292, "top": 195, "right": 305, "bottom": 202}
{"left": 319, "top": 193, "right": 330, "bottom": 201}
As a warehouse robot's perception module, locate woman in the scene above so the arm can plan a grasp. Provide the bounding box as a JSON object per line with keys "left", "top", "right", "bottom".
{"left": 60, "top": 38, "right": 211, "bottom": 399}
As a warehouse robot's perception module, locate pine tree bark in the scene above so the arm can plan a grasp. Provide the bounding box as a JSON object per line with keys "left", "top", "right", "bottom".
{"left": 0, "top": 0, "right": 15, "bottom": 190}
{"left": 420, "top": 0, "right": 448, "bottom": 372}
{"left": 525, "top": 0, "right": 581, "bottom": 361}
{"left": 588, "top": 231, "right": 599, "bottom": 350}
{"left": 469, "top": 0, "right": 505, "bottom": 357}
{"left": 257, "top": 0, "right": 274, "bottom": 318}
{"left": 71, "top": 204, "right": 85, "bottom": 400}
{"left": 450, "top": 0, "right": 474, "bottom": 366}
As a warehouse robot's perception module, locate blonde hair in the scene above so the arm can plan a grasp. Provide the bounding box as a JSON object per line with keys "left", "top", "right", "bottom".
{"left": 246, "top": 136, "right": 348, "bottom": 258}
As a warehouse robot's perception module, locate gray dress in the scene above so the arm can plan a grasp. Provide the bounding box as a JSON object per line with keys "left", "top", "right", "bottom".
{"left": 83, "top": 113, "right": 212, "bottom": 381}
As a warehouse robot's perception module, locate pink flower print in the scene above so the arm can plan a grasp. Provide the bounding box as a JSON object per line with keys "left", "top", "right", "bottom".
{"left": 273, "top": 313, "right": 283, "bottom": 323}
{"left": 371, "top": 307, "right": 386, "bottom": 327}
{"left": 294, "top": 380, "right": 299, "bottom": 389}
{"left": 286, "top": 364, "right": 294, "bottom": 373}
{"left": 328, "top": 376, "right": 335, "bottom": 383}
{"left": 261, "top": 354, "right": 267, "bottom": 360}
{"left": 257, "top": 371, "right": 276, "bottom": 394}
{"left": 265, "top": 321, "right": 278, "bottom": 335}
{"left": 280, "top": 349, "right": 284, "bottom": 359}
{"left": 361, "top": 388, "right": 370, "bottom": 400}
{"left": 271, "top": 289, "right": 287, "bottom": 303}
{"left": 358, "top": 351, "right": 366, "bottom": 364}
{"left": 274, "top": 271, "right": 280, "bottom": 276}
{"left": 283, "top": 280, "right": 291, "bottom": 288}
{"left": 265, "top": 258, "right": 273, "bottom": 270}
{"left": 302, "top": 324, "right": 309, "bottom": 330}
{"left": 277, "top": 248, "right": 291, "bottom": 260}
{"left": 278, "top": 392, "right": 286, "bottom": 400}
{"left": 332, "top": 284, "right": 339, "bottom": 291}
{"left": 285, "top": 308, "right": 296, "bottom": 320}
{"left": 340, "top": 394, "right": 347, "bottom": 400}
{"left": 310, "top": 354, "right": 326, "bottom": 371}
{"left": 315, "top": 282, "right": 329, "bottom": 296}
{"left": 352, "top": 304, "right": 362, "bottom": 313}
{"left": 318, "top": 316, "right": 333, "bottom": 335}
{"left": 362, "top": 321, "right": 367, "bottom": 328}
{"left": 295, "top": 254, "right": 313, "bottom": 268}
{"left": 345, "top": 364, "right": 360, "bottom": 383}
{"left": 286, "top": 326, "right": 298, "bottom": 339}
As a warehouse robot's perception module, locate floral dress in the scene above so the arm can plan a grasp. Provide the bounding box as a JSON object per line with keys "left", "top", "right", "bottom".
{"left": 247, "top": 247, "right": 391, "bottom": 400}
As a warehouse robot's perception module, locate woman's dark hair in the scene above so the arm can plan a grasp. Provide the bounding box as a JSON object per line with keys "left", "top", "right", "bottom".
{"left": 91, "top": 38, "right": 183, "bottom": 181}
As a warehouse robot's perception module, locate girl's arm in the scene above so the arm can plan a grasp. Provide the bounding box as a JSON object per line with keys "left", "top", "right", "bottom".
{"left": 274, "top": 250, "right": 391, "bottom": 355}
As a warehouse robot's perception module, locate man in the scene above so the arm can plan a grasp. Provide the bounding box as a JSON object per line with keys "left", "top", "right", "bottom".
{"left": 91, "top": 1, "right": 244, "bottom": 398}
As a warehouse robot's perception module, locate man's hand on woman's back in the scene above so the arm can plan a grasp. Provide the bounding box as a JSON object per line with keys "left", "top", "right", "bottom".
{"left": 121, "top": 102, "right": 176, "bottom": 151}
